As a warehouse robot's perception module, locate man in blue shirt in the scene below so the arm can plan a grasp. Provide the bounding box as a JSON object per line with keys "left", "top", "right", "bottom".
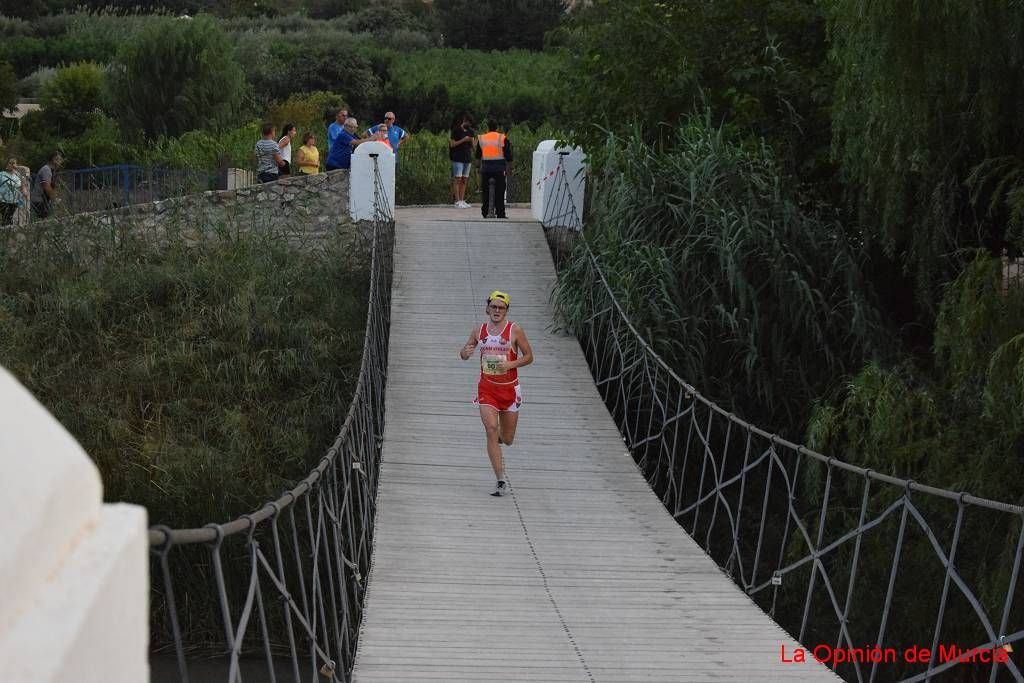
{"left": 326, "top": 108, "right": 348, "bottom": 171}
{"left": 328, "top": 117, "right": 376, "bottom": 171}
{"left": 366, "top": 111, "right": 409, "bottom": 158}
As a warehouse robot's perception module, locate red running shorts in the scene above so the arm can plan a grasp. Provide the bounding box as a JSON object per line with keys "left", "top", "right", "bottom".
{"left": 475, "top": 380, "right": 522, "bottom": 412}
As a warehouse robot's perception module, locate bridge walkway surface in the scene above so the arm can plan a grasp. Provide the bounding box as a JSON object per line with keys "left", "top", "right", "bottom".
{"left": 351, "top": 206, "right": 840, "bottom": 682}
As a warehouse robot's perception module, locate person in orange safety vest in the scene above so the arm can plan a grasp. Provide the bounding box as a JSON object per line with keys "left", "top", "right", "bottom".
{"left": 475, "top": 120, "right": 513, "bottom": 218}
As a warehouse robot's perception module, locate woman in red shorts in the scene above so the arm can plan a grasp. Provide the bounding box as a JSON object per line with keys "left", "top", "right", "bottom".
{"left": 458, "top": 290, "right": 534, "bottom": 496}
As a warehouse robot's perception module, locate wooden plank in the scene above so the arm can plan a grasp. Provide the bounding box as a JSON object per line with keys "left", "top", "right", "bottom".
{"left": 352, "top": 208, "right": 841, "bottom": 682}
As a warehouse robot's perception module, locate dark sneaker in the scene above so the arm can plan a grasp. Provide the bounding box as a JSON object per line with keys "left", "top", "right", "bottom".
{"left": 491, "top": 479, "right": 509, "bottom": 497}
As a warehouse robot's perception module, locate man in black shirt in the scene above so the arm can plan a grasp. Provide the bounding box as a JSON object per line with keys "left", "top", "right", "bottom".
{"left": 449, "top": 114, "right": 475, "bottom": 208}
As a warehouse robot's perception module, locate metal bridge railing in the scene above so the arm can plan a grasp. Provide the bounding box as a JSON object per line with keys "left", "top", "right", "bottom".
{"left": 52, "top": 165, "right": 218, "bottom": 217}
{"left": 540, "top": 152, "right": 584, "bottom": 270}
{"left": 544, "top": 159, "right": 1024, "bottom": 683}
{"left": 149, "top": 158, "right": 394, "bottom": 683}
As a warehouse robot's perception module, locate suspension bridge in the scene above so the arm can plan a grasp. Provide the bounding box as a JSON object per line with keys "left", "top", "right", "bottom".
{"left": 142, "top": 155, "right": 1024, "bottom": 683}
{"left": 6, "top": 151, "right": 1022, "bottom": 683}
{"left": 347, "top": 205, "right": 839, "bottom": 682}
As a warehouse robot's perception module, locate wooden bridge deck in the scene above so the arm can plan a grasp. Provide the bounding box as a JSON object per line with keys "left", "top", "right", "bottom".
{"left": 352, "top": 207, "right": 839, "bottom": 682}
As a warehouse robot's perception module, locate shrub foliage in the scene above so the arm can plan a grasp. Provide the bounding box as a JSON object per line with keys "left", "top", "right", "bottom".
{"left": 106, "top": 15, "right": 247, "bottom": 140}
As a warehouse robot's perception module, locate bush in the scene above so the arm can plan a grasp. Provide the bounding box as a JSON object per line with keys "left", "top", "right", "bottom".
{"left": 39, "top": 62, "right": 105, "bottom": 137}
{"left": 554, "top": 119, "right": 887, "bottom": 430}
{"left": 812, "top": 254, "right": 1024, "bottom": 490}
{"left": 145, "top": 121, "right": 261, "bottom": 171}
{"left": 0, "top": 11, "right": 157, "bottom": 77}
{"left": 0, "top": 36, "right": 47, "bottom": 77}
{"left": 267, "top": 90, "right": 348, "bottom": 134}
{"left": 801, "top": 255, "right": 1024, "bottom": 671}
{"left": 305, "top": 0, "right": 357, "bottom": 20}
{"left": 0, "top": 16, "right": 33, "bottom": 37}
{"left": 379, "top": 48, "right": 565, "bottom": 130}
{"left": 107, "top": 14, "right": 247, "bottom": 139}
{"left": 16, "top": 66, "right": 57, "bottom": 98}
{"left": 436, "top": 0, "right": 565, "bottom": 51}
{"left": 235, "top": 32, "right": 379, "bottom": 110}
{"left": 48, "top": 25, "right": 122, "bottom": 66}
{"left": 8, "top": 110, "right": 135, "bottom": 170}
{"left": 0, "top": 61, "right": 16, "bottom": 114}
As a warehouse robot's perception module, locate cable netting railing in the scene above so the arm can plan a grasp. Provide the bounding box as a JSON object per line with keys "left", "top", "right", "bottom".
{"left": 543, "top": 159, "right": 1024, "bottom": 682}
{"left": 149, "top": 159, "right": 394, "bottom": 682}
{"left": 540, "top": 151, "right": 584, "bottom": 270}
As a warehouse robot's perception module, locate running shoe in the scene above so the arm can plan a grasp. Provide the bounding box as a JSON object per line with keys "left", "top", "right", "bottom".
{"left": 491, "top": 479, "right": 509, "bottom": 497}
{"left": 460, "top": 200, "right": 472, "bottom": 208}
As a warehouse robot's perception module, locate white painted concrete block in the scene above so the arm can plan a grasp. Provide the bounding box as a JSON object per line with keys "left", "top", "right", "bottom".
{"left": 0, "top": 367, "right": 102, "bottom": 631}
{"left": 0, "top": 505, "right": 149, "bottom": 683}
{"left": 530, "top": 140, "right": 586, "bottom": 228}
{"left": 351, "top": 142, "right": 396, "bottom": 220}
{"left": 225, "top": 167, "right": 255, "bottom": 190}
{"left": 0, "top": 367, "right": 149, "bottom": 683}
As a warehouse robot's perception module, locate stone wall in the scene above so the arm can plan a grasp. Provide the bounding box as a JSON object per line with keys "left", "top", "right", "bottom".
{"left": 1, "top": 170, "right": 354, "bottom": 258}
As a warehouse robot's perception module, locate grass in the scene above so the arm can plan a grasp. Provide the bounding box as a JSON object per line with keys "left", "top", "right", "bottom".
{"left": 0, "top": 219, "right": 369, "bottom": 530}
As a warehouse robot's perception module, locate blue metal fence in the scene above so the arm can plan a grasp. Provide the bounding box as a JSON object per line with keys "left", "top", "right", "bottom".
{"left": 45, "top": 164, "right": 219, "bottom": 217}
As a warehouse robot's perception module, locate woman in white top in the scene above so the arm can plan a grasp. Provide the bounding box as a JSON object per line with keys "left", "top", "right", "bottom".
{"left": 0, "top": 157, "right": 25, "bottom": 226}
{"left": 277, "top": 123, "right": 297, "bottom": 175}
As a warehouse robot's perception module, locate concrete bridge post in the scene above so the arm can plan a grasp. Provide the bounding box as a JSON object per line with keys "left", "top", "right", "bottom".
{"left": 531, "top": 140, "right": 586, "bottom": 227}
{"left": 350, "top": 142, "right": 396, "bottom": 219}
{"left": 0, "top": 366, "right": 148, "bottom": 683}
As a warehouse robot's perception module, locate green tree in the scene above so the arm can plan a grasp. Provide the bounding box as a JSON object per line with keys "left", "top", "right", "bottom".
{"left": 234, "top": 34, "right": 379, "bottom": 111}
{"left": 803, "top": 256, "right": 1024, "bottom": 668}
{"left": 267, "top": 91, "right": 347, "bottom": 134}
{"left": 106, "top": 15, "right": 246, "bottom": 140}
{"left": 0, "top": 0, "right": 46, "bottom": 20}
{"left": 436, "top": 0, "right": 565, "bottom": 51}
{"left": 0, "top": 61, "right": 17, "bottom": 115}
{"left": 826, "top": 1, "right": 1024, "bottom": 311}
{"left": 562, "top": 0, "right": 831, "bottom": 190}
{"left": 38, "top": 62, "right": 104, "bottom": 137}
{"left": 305, "top": 0, "right": 357, "bottom": 20}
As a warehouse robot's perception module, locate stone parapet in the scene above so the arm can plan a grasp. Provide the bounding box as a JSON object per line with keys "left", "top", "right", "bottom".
{"left": 1, "top": 170, "right": 353, "bottom": 257}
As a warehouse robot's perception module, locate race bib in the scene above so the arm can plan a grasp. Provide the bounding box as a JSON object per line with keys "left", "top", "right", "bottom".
{"left": 482, "top": 354, "right": 506, "bottom": 375}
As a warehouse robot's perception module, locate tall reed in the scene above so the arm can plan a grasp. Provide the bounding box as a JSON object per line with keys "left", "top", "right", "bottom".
{"left": 554, "top": 118, "right": 888, "bottom": 433}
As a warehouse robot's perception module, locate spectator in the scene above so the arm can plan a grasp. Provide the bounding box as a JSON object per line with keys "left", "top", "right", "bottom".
{"left": 449, "top": 114, "right": 475, "bottom": 208}
{"left": 30, "top": 151, "right": 63, "bottom": 219}
{"left": 476, "top": 120, "right": 513, "bottom": 219}
{"left": 326, "top": 108, "right": 349, "bottom": 172}
{"left": 255, "top": 122, "right": 285, "bottom": 183}
{"left": 370, "top": 120, "right": 393, "bottom": 151}
{"left": 277, "top": 122, "right": 297, "bottom": 175}
{"left": 328, "top": 117, "right": 378, "bottom": 171}
{"left": 296, "top": 131, "right": 321, "bottom": 175}
{"left": 0, "top": 157, "right": 25, "bottom": 225}
{"left": 367, "top": 111, "right": 409, "bottom": 159}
